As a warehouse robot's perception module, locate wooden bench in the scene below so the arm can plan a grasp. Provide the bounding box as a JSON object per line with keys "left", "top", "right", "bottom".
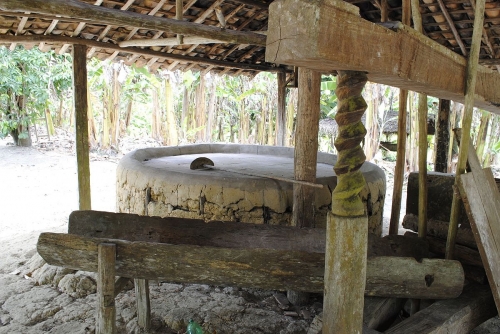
{"left": 37, "top": 210, "right": 465, "bottom": 333}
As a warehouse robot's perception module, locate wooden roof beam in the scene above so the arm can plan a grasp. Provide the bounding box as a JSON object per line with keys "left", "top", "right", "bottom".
{"left": 0, "top": 34, "right": 284, "bottom": 73}
{"left": 266, "top": 0, "right": 500, "bottom": 114}
{"left": 435, "top": 0, "right": 468, "bottom": 56}
{"left": 0, "top": 0, "right": 266, "bottom": 46}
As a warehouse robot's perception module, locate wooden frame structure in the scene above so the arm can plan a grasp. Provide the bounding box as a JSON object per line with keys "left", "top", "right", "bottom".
{"left": 3, "top": 0, "right": 500, "bottom": 332}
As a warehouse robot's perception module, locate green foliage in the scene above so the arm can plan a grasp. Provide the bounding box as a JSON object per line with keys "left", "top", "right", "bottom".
{"left": 0, "top": 46, "right": 72, "bottom": 139}
{"left": 320, "top": 75, "right": 337, "bottom": 118}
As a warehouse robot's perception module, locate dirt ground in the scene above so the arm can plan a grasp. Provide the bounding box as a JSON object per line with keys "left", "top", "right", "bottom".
{"left": 1, "top": 134, "right": 498, "bottom": 333}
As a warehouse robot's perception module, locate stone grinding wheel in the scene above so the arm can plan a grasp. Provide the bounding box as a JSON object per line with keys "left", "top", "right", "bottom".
{"left": 189, "top": 156, "right": 323, "bottom": 188}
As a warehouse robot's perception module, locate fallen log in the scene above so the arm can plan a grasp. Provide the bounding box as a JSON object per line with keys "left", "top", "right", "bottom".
{"left": 385, "top": 284, "right": 496, "bottom": 333}
{"left": 69, "top": 210, "right": 429, "bottom": 258}
{"left": 402, "top": 214, "right": 476, "bottom": 249}
{"left": 37, "top": 232, "right": 464, "bottom": 299}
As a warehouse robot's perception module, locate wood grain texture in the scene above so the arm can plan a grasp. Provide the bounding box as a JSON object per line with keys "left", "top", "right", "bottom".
{"left": 0, "top": 0, "right": 266, "bottom": 46}
{"left": 72, "top": 44, "right": 91, "bottom": 210}
{"left": 459, "top": 169, "right": 500, "bottom": 312}
{"left": 323, "top": 214, "right": 367, "bottom": 334}
{"left": 403, "top": 214, "right": 476, "bottom": 249}
{"left": 68, "top": 210, "right": 429, "bottom": 258}
{"left": 385, "top": 284, "right": 496, "bottom": 333}
{"left": 265, "top": 0, "right": 500, "bottom": 114}
{"left": 37, "top": 232, "right": 464, "bottom": 299}
{"left": 363, "top": 296, "right": 405, "bottom": 330}
{"left": 97, "top": 243, "right": 116, "bottom": 334}
{"left": 134, "top": 279, "right": 151, "bottom": 330}
{"left": 293, "top": 68, "right": 321, "bottom": 228}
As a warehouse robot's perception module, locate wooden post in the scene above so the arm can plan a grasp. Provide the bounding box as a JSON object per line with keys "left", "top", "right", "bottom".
{"left": 388, "top": 0, "right": 411, "bottom": 235}
{"left": 73, "top": 44, "right": 91, "bottom": 210}
{"left": 134, "top": 279, "right": 151, "bottom": 330}
{"left": 446, "top": 0, "right": 486, "bottom": 259}
{"left": 324, "top": 70, "right": 368, "bottom": 334}
{"left": 289, "top": 67, "right": 321, "bottom": 305}
{"left": 276, "top": 72, "right": 287, "bottom": 146}
{"left": 434, "top": 99, "right": 450, "bottom": 173}
{"left": 97, "top": 243, "right": 116, "bottom": 334}
{"left": 292, "top": 68, "right": 321, "bottom": 228}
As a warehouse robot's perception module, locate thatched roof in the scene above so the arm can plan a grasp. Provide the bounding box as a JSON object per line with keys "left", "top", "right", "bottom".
{"left": 1, "top": 0, "right": 500, "bottom": 75}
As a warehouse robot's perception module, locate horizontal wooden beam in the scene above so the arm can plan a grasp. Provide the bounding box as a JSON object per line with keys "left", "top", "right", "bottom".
{"left": 0, "top": 35, "right": 285, "bottom": 73}
{"left": 0, "top": 0, "right": 266, "bottom": 46}
{"left": 68, "top": 210, "right": 429, "bottom": 258}
{"left": 119, "top": 37, "right": 227, "bottom": 47}
{"left": 265, "top": 0, "right": 500, "bottom": 114}
{"left": 38, "top": 232, "right": 464, "bottom": 299}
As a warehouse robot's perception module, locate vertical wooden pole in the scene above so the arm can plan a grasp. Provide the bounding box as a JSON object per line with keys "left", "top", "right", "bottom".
{"left": 292, "top": 68, "right": 321, "bottom": 228}
{"left": 135, "top": 279, "right": 151, "bottom": 330}
{"left": 73, "top": 44, "right": 91, "bottom": 211}
{"left": 289, "top": 68, "right": 321, "bottom": 305}
{"left": 435, "top": 99, "right": 450, "bottom": 173}
{"left": 389, "top": 0, "right": 411, "bottom": 235}
{"left": 97, "top": 243, "right": 116, "bottom": 334}
{"left": 446, "top": 0, "right": 486, "bottom": 259}
{"left": 324, "top": 70, "right": 368, "bottom": 334}
{"left": 276, "top": 72, "right": 287, "bottom": 146}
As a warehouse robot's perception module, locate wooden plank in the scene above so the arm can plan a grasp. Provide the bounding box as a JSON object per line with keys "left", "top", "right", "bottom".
{"left": 97, "top": 243, "right": 116, "bottom": 334}
{"left": 37, "top": 232, "right": 464, "bottom": 299}
{"left": 134, "top": 279, "right": 150, "bottom": 330}
{"left": 0, "top": 0, "right": 266, "bottom": 47}
{"left": 265, "top": 0, "right": 500, "bottom": 114}
{"left": 68, "top": 210, "right": 429, "bottom": 258}
{"left": 459, "top": 170, "right": 500, "bottom": 312}
{"left": 385, "top": 284, "right": 496, "bottom": 333}
{"left": 72, "top": 44, "right": 91, "bottom": 210}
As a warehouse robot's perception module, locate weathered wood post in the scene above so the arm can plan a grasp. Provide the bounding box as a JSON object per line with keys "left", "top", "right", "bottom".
{"left": 72, "top": 44, "right": 91, "bottom": 210}
{"left": 446, "top": 0, "right": 486, "bottom": 259}
{"left": 323, "top": 70, "right": 368, "bottom": 333}
{"left": 97, "top": 243, "right": 116, "bottom": 334}
{"left": 289, "top": 67, "right": 321, "bottom": 305}
{"left": 276, "top": 72, "right": 287, "bottom": 146}
{"left": 435, "top": 99, "right": 450, "bottom": 173}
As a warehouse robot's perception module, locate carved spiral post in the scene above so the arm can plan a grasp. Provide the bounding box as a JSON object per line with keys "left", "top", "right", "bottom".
{"left": 332, "top": 70, "right": 368, "bottom": 217}
{"left": 323, "top": 70, "right": 369, "bottom": 334}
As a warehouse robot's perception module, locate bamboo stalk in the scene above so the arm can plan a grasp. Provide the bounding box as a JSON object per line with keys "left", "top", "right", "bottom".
{"left": 446, "top": 0, "right": 486, "bottom": 259}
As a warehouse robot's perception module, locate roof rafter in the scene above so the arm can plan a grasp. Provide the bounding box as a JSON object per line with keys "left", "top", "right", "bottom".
{"left": 0, "top": 0, "right": 266, "bottom": 46}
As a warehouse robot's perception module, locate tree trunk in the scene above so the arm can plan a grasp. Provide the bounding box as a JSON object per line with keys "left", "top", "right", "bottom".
{"left": 164, "top": 77, "right": 178, "bottom": 146}
{"left": 195, "top": 74, "right": 206, "bottom": 141}
{"left": 364, "top": 83, "right": 380, "bottom": 161}
{"left": 258, "top": 96, "right": 267, "bottom": 144}
{"left": 181, "top": 87, "right": 189, "bottom": 140}
{"left": 110, "top": 65, "right": 120, "bottom": 146}
{"left": 476, "top": 110, "right": 490, "bottom": 162}
{"left": 151, "top": 88, "right": 161, "bottom": 141}
{"left": 102, "top": 87, "right": 110, "bottom": 149}
{"left": 434, "top": 99, "right": 450, "bottom": 173}
{"left": 87, "top": 94, "right": 98, "bottom": 148}
{"left": 276, "top": 72, "right": 287, "bottom": 146}
{"left": 123, "top": 100, "right": 133, "bottom": 137}
{"left": 206, "top": 75, "right": 217, "bottom": 142}
{"left": 286, "top": 88, "right": 297, "bottom": 147}
{"left": 45, "top": 108, "right": 55, "bottom": 136}
{"left": 239, "top": 101, "right": 249, "bottom": 143}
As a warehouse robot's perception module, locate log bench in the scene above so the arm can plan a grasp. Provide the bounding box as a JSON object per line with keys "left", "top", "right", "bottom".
{"left": 37, "top": 210, "right": 465, "bottom": 333}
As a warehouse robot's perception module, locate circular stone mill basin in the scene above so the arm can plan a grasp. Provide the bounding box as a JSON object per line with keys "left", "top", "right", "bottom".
{"left": 117, "top": 144, "right": 386, "bottom": 235}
